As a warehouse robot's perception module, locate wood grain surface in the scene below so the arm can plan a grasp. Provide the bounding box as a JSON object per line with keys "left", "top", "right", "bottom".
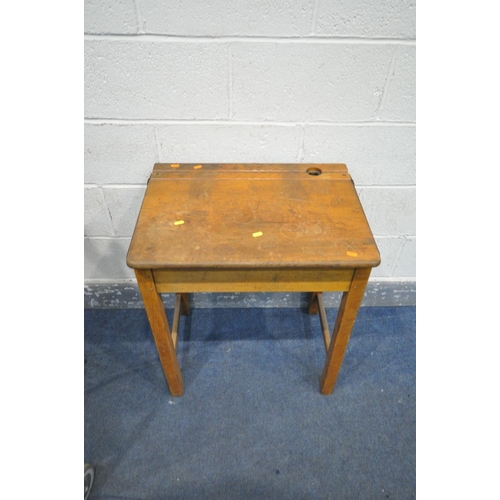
{"left": 127, "top": 163, "right": 380, "bottom": 270}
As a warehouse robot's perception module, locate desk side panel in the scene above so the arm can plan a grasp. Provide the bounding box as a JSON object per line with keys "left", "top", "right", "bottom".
{"left": 153, "top": 268, "right": 353, "bottom": 293}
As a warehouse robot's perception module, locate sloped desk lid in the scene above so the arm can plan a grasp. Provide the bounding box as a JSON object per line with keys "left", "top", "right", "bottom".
{"left": 127, "top": 163, "right": 381, "bottom": 269}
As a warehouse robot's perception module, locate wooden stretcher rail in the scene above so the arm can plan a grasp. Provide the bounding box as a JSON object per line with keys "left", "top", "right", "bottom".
{"left": 171, "top": 294, "right": 182, "bottom": 350}
{"left": 317, "top": 293, "right": 331, "bottom": 352}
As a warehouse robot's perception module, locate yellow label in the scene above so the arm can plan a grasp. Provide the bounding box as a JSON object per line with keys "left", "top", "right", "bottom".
{"left": 174, "top": 220, "right": 185, "bottom": 226}
{"left": 193, "top": 164, "right": 203, "bottom": 169}
{"left": 170, "top": 164, "right": 180, "bottom": 168}
{"left": 252, "top": 231, "right": 263, "bottom": 238}
{"left": 346, "top": 251, "right": 358, "bottom": 257}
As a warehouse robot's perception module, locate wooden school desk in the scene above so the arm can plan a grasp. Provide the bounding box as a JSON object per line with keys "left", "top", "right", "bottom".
{"left": 126, "top": 163, "right": 380, "bottom": 396}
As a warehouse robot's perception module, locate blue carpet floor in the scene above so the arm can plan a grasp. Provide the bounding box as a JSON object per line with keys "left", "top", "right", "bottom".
{"left": 84, "top": 305, "right": 415, "bottom": 500}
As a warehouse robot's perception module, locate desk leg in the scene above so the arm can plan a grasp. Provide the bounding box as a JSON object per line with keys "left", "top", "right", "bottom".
{"left": 320, "top": 267, "right": 371, "bottom": 395}
{"left": 308, "top": 292, "right": 319, "bottom": 315}
{"left": 135, "top": 269, "right": 184, "bottom": 397}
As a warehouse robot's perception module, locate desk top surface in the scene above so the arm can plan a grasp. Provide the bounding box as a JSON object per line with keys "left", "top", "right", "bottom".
{"left": 127, "top": 163, "right": 380, "bottom": 269}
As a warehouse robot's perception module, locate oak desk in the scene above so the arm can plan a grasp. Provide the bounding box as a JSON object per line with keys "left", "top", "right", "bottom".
{"left": 127, "top": 163, "right": 380, "bottom": 396}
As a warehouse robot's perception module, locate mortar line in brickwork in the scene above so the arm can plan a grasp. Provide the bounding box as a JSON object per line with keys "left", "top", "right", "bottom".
{"left": 296, "top": 125, "right": 305, "bottom": 162}
{"left": 98, "top": 187, "right": 116, "bottom": 237}
{"left": 310, "top": 0, "right": 320, "bottom": 34}
{"left": 228, "top": 44, "right": 234, "bottom": 119}
{"left": 390, "top": 237, "right": 408, "bottom": 276}
{"left": 84, "top": 34, "right": 415, "bottom": 45}
{"left": 373, "top": 235, "right": 416, "bottom": 240}
{"left": 85, "top": 236, "right": 132, "bottom": 240}
{"left": 84, "top": 279, "right": 136, "bottom": 284}
{"left": 89, "top": 183, "right": 413, "bottom": 190}
{"left": 356, "top": 185, "right": 415, "bottom": 189}
{"left": 101, "top": 184, "right": 147, "bottom": 189}
{"left": 366, "top": 277, "right": 416, "bottom": 283}
{"left": 84, "top": 119, "right": 416, "bottom": 127}
{"left": 133, "top": 0, "right": 144, "bottom": 34}
{"left": 89, "top": 185, "right": 414, "bottom": 193}
{"left": 82, "top": 276, "right": 415, "bottom": 284}
{"left": 154, "top": 127, "right": 161, "bottom": 162}
{"left": 375, "top": 46, "right": 399, "bottom": 120}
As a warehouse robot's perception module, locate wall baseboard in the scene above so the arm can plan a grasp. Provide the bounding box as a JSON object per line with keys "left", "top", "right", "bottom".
{"left": 84, "top": 281, "right": 416, "bottom": 308}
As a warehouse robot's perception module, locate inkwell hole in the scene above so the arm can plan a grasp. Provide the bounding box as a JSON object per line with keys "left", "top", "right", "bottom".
{"left": 306, "top": 167, "right": 322, "bottom": 176}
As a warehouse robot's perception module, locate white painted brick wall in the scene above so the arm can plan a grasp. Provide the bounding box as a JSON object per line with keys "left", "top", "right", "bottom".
{"left": 140, "top": 0, "right": 315, "bottom": 36}
{"left": 85, "top": 238, "right": 135, "bottom": 280}
{"left": 84, "top": 0, "right": 416, "bottom": 284}
{"left": 369, "top": 238, "right": 402, "bottom": 278}
{"left": 377, "top": 46, "right": 416, "bottom": 121}
{"left": 85, "top": 41, "right": 229, "bottom": 119}
{"left": 84, "top": 0, "right": 138, "bottom": 34}
{"left": 302, "top": 125, "right": 415, "bottom": 185}
{"left": 85, "top": 124, "right": 157, "bottom": 184}
{"left": 392, "top": 237, "right": 416, "bottom": 277}
{"left": 315, "top": 0, "right": 416, "bottom": 38}
{"left": 102, "top": 186, "right": 147, "bottom": 237}
{"left": 84, "top": 187, "right": 113, "bottom": 237}
{"left": 357, "top": 187, "right": 416, "bottom": 236}
{"left": 231, "top": 43, "right": 394, "bottom": 121}
{"left": 156, "top": 124, "right": 302, "bottom": 163}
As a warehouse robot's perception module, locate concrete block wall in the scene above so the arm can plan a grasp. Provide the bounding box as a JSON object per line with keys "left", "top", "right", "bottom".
{"left": 84, "top": 0, "right": 416, "bottom": 307}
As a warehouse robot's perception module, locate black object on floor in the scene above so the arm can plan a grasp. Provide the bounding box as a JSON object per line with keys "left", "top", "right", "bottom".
{"left": 84, "top": 306, "right": 415, "bottom": 499}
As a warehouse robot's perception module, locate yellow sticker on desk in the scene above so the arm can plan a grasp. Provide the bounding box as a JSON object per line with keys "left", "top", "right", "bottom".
{"left": 170, "top": 164, "right": 180, "bottom": 168}
{"left": 346, "top": 251, "right": 358, "bottom": 257}
{"left": 174, "top": 220, "right": 185, "bottom": 225}
{"left": 253, "top": 231, "right": 263, "bottom": 237}
{"left": 193, "top": 164, "right": 203, "bottom": 169}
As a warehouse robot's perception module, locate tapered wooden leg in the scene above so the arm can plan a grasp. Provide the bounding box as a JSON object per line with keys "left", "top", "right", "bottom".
{"left": 171, "top": 293, "right": 189, "bottom": 349}
{"left": 320, "top": 268, "right": 371, "bottom": 395}
{"left": 179, "top": 293, "right": 190, "bottom": 316}
{"left": 135, "top": 269, "right": 184, "bottom": 396}
{"left": 308, "top": 292, "right": 319, "bottom": 314}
